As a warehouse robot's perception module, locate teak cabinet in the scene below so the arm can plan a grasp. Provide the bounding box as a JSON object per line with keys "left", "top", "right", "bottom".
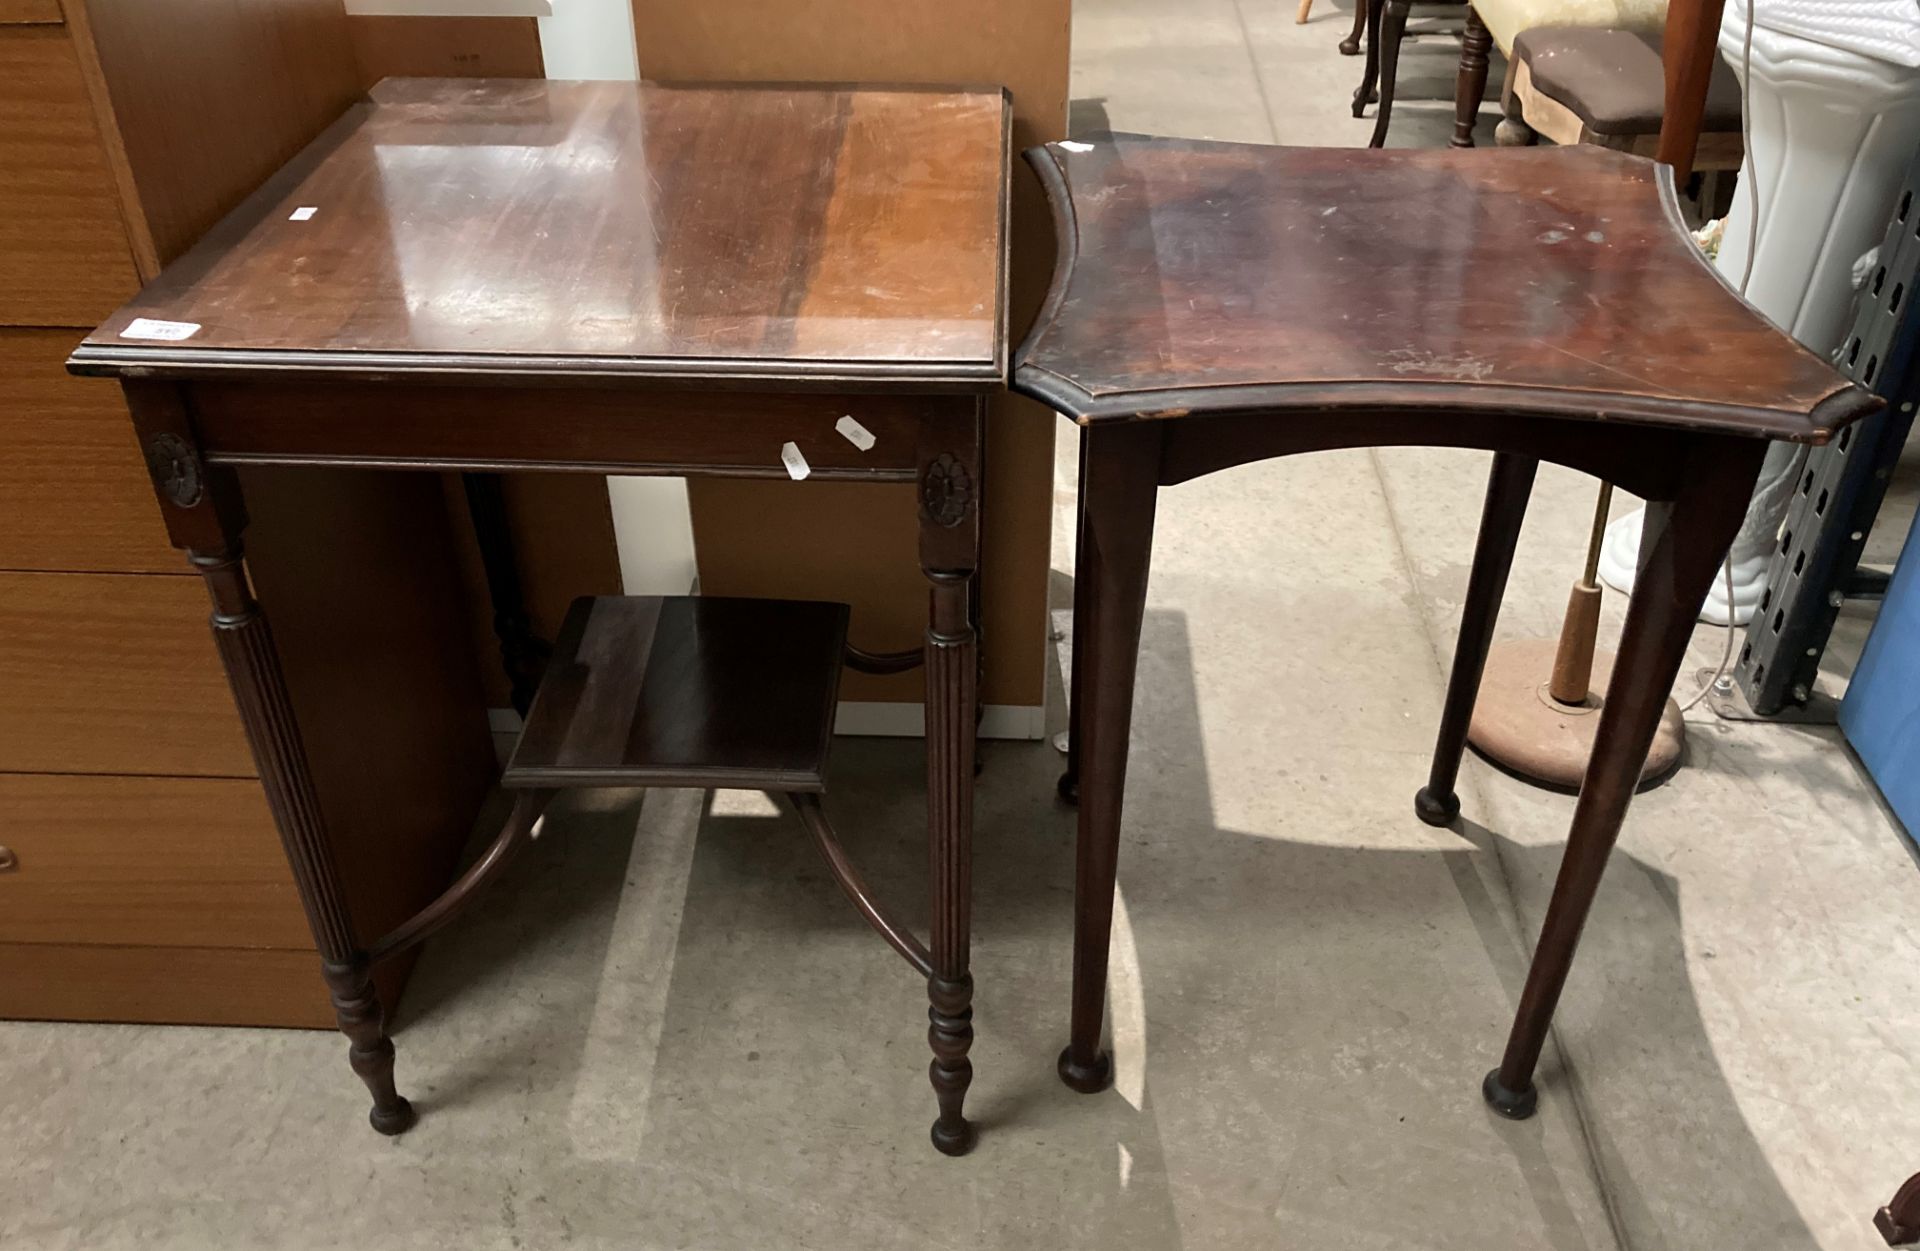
{"left": 0, "top": 0, "right": 496, "bottom": 1026}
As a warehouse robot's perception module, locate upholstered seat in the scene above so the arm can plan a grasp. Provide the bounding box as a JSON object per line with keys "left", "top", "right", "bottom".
{"left": 1474, "top": 0, "right": 1666, "bottom": 51}
{"left": 1498, "top": 25, "right": 1745, "bottom": 166}
{"left": 1361, "top": 0, "right": 1672, "bottom": 148}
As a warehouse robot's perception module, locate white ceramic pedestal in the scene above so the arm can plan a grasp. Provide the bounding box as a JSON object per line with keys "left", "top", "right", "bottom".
{"left": 1598, "top": 2, "right": 1920, "bottom": 622}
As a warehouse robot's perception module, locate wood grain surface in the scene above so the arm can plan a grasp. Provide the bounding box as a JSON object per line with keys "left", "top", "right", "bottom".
{"left": 76, "top": 79, "right": 1008, "bottom": 386}
{"left": 0, "top": 774, "right": 304, "bottom": 948}
{"left": 0, "top": 25, "right": 140, "bottom": 325}
{"left": 504, "top": 596, "right": 848, "bottom": 791}
{"left": 0, "top": 571, "right": 257, "bottom": 777}
{"left": 0, "top": 331, "right": 174, "bottom": 572}
{"left": 1016, "top": 137, "right": 1870, "bottom": 439}
{"left": 64, "top": 0, "right": 363, "bottom": 276}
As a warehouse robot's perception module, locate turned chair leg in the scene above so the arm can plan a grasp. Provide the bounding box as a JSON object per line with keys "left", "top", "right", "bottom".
{"left": 1060, "top": 423, "right": 1162, "bottom": 1095}
{"left": 1352, "top": 0, "right": 1384, "bottom": 116}
{"left": 1341, "top": 0, "right": 1369, "bottom": 55}
{"left": 1484, "top": 444, "right": 1762, "bottom": 1118}
{"left": 1297, "top": 0, "right": 1314, "bottom": 22}
{"left": 1368, "top": 0, "right": 1413, "bottom": 148}
{"left": 1452, "top": 6, "right": 1492, "bottom": 148}
{"left": 1418, "top": 453, "right": 1537, "bottom": 826}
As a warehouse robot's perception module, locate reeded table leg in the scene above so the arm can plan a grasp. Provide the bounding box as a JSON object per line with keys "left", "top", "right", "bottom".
{"left": 918, "top": 408, "right": 984, "bottom": 1156}
{"left": 125, "top": 383, "right": 413, "bottom": 1136}
{"left": 1060, "top": 423, "right": 1163, "bottom": 1095}
{"left": 1419, "top": 452, "right": 1538, "bottom": 826}
{"left": 1485, "top": 442, "right": 1763, "bottom": 1118}
{"left": 196, "top": 546, "right": 414, "bottom": 1135}
{"left": 924, "top": 567, "right": 977, "bottom": 1155}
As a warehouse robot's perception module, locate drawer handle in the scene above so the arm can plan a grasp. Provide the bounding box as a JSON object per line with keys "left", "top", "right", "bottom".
{"left": 0, "top": 846, "right": 14, "bottom": 872}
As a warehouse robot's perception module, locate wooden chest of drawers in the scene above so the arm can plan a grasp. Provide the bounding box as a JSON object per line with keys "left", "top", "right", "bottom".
{"left": 0, "top": 0, "right": 496, "bottom": 1027}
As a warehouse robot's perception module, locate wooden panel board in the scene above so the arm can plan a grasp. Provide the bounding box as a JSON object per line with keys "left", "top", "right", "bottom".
{"left": 0, "top": 330, "right": 175, "bottom": 573}
{"left": 0, "top": 941, "right": 417, "bottom": 1028}
{"left": 0, "top": 24, "right": 140, "bottom": 326}
{"left": 348, "top": 14, "right": 543, "bottom": 89}
{"left": 0, "top": 571, "right": 256, "bottom": 777}
{"left": 0, "top": 774, "right": 305, "bottom": 948}
{"left": 0, "top": 0, "right": 65, "bottom": 24}
{"left": 66, "top": 0, "right": 363, "bottom": 274}
{"left": 243, "top": 465, "right": 500, "bottom": 965}
{"left": 444, "top": 473, "right": 625, "bottom": 711}
{"left": 636, "top": 0, "right": 1068, "bottom": 708}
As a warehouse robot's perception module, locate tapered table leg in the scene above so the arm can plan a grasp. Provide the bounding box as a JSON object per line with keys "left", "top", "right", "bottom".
{"left": 1419, "top": 452, "right": 1538, "bottom": 826}
{"left": 1485, "top": 442, "right": 1764, "bottom": 1118}
{"left": 919, "top": 408, "right": 984, "bottom": 1156}
{"left": 1060, "top": 423, "right": 1163, "bottom": 1095}
{"left": 195, "top": 545, "right": 414, "bottom": 1135}
{"left": 1060, "top": 429, "right": 1092, "bottom": 805}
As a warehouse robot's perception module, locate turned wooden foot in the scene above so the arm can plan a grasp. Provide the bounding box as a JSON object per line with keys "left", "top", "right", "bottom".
{"left": 928, "top": 974, "right": 977, "bottom": 1155}
{"left": 323, "top": 959, "right": 415, "bottom": 1134}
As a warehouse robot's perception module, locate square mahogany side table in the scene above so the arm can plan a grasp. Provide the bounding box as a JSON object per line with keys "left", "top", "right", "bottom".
{"left": 70, "top": 79, "right": 1009, "bottom": 1156}
{"left": 1013, "top": 137, "right": 1874, "bottom": 1120}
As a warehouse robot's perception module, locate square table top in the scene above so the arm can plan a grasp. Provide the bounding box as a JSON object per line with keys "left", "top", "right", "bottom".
{"left": 74, "top": 79, "right": 1010, "bottom": 391}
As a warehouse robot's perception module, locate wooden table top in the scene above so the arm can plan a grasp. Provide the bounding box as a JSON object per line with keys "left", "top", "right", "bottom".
{"left": 73, "top": 79, "right": 1010, "bottom": 390}
{"left": 1015, "top": 136, "right": 1873, "bottom": 441}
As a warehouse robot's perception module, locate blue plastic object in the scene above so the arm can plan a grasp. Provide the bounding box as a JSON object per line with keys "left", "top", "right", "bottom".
{"left": 1841, "top": 522, "right": 1920, "bottom": 838}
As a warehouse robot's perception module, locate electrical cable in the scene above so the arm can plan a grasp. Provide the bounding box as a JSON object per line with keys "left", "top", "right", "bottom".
{"left": 1678, "top": 0, "right": 1760, "bottom": 714}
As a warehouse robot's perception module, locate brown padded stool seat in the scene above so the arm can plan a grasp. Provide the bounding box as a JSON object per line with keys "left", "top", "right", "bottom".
{"left": 1502, "top": 27, "right": 1744, "bottom": 165}
{"left": 1521, "top": 27, "right": 1741, "bottom": 134}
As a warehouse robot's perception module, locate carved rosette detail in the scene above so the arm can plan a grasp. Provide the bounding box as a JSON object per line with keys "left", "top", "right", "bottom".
{"left": 145, "top": 432, "right": 204, "bottom": 508}
{"left": 920, "top": 453, "right": 973, "bottom": 528}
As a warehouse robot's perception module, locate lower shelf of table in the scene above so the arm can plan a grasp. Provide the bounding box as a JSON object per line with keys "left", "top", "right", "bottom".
{"left": 501, "top": 595, "right": 850, "bottom": 793}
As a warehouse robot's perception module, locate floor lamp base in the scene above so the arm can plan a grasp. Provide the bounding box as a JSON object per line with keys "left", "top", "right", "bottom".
{"left": 1468, "top": 639, "right": 1684, "bottom": 790}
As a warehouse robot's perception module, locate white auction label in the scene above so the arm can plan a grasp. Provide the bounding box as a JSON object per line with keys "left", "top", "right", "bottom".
{"left": 289, "top": 206, "right": 318, "bottom": 221}
{"left": 1057, "top": 140, "right": 1095, "bottom": 153}
{"left": 835, "top": 415, "right": 876, "bottom": 451}
{"left": 780, "top": 441, "right": 811, "bottom": 481}
{"left": 120, "top": 318, "right": 201, "bottom": 341}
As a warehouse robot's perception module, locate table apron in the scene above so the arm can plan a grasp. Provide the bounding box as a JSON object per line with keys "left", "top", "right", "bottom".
{"left": 185, "top": 381, "right": 957, "bottom": 479}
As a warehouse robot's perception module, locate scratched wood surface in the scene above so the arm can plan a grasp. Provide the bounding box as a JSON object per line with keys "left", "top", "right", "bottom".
{"left": 77, "top": 79, "right": 1008, "bottom": 386}
{"left": 1016, "top": 136, "right": 1869, "bottom": 440}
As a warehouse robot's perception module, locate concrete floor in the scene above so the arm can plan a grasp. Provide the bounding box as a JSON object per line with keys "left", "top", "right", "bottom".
{"left": 7, "top": 2, "right": 1920, "bottom": 1248}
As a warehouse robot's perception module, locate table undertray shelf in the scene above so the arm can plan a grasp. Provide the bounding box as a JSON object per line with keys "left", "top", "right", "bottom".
{"left": 503, "top": 595, "right": 850, "bottom": 793}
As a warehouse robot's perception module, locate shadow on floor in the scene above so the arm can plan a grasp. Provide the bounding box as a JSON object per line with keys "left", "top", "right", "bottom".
{"left": 382, "top": 583, "right": 1820, "bottom": 1248}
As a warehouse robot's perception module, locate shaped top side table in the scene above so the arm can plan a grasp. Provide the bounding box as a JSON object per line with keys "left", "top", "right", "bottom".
{"left": 1012, "top": 134, "right": 1875, "bottom": 1117}
{"left": 70, "top": 78, "right": 1008, "bottom": 1156}
{"left": 1020, "top": 136, "right": 1859, "bottom": 439}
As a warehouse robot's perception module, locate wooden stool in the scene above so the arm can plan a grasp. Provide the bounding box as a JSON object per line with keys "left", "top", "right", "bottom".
{"left": 1012, "top": 137, "right": 1872, "bottom": 1117}
{"left": 1498, "top": 25, "right": 1744, "bottom": 166}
